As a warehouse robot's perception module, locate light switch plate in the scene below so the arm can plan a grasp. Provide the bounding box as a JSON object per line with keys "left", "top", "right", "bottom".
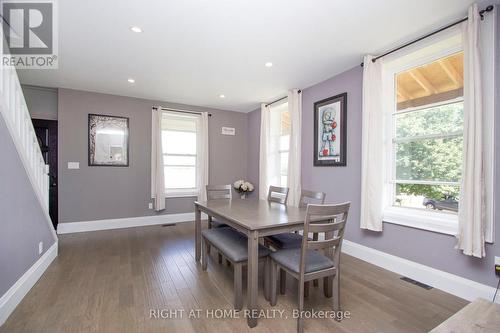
{"left": 495, "top": 256, "right": 500, "bottom": 266}
{"left": 68, "top": 162, "right": 80, "bottom": 169}
{"left": 148, "top": 203, "right": 153, "bottom": 210}
{"left": 221, "top": 127, "right": 235, "bottom": 136}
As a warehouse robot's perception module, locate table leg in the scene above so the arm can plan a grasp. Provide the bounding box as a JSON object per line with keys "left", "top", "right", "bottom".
{"left": 195, "top": 206, "right": 201, "bottom": 262}
{"left": 247, "top": 230, "right": 259, "bottom": 328}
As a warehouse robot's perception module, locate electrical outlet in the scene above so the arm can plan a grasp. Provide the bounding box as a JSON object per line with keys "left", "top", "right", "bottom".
{"left": 38, "top": 241, "right": 43, "bottom": 255}
{"left": 495, "top": 256, "right": 500, "bottom": 266}
{"left": 148, "top": 202, "right": 153, "bottom": 210}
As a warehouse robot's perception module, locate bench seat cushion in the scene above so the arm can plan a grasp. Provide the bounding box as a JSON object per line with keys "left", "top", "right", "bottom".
{"left": 202, "top": 227, "right": 270, "bottom": 263}
{"left": 266, "top": 233, "right": 303, "bottom": 249}
{"left": 270, "top": 248, "right": 334, "bottom": 274}
{"left": 210, "top": 218, "right": 227, "bottom": 228}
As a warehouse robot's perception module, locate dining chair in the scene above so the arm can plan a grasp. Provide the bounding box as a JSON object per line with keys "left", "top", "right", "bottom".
{"left": 269, "top": 202, "right": 350, "bottom": 333}
{"left": 206, "top": 184, "right": 232, "bottom": 229}
{"left": 206, "top": 184, "right": 232, "bottom": 263}
{"left": 267, "top": 186, "right": 289, "bottom": 204}
{"left": 201, "top": 227, "right": 270, "bottom": 310}
{"left": 265, "top": 189, "right": 326, "bottom": 293}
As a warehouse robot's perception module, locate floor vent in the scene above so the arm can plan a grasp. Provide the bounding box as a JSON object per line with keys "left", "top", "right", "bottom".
{"left": 162, "top": 223, "right": 177, "bottom": 227}
{"left": 400, "top": 277, "right": 433, "bottom": 290}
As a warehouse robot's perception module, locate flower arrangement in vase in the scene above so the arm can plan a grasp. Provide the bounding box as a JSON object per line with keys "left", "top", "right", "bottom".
{"left": 233, "top": 180, "right": 254, "bottom": 199}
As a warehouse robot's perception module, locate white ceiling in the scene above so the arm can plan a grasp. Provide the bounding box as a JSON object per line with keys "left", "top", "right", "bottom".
{"left": 18, "top": 0, "right": 482, "bottom": 112}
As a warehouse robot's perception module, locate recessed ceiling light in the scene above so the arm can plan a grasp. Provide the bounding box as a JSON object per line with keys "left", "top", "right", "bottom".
{"left": 130, "top": 26, "right": 143, "bottom": 33}
{"left": 127, "top": 78, "right": 135, "bottom": 83}
{"left": 219, "top": 94, "right": 226, "bottom": 99}
{"left": 265, "top": 62, "right": 273, "bottom": 67}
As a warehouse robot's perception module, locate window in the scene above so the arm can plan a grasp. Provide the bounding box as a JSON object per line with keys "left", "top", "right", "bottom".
{"left": 382, "top": 37, "right": 466, "bottom": 234}
{"left": 392, "top": 52, "right": 463, "bottom": 214}
{"left": 161, "top": 112, "right": 199, "bottom": 196}
{"left": 269, "top": 101, "right": 290, "bottom": 187}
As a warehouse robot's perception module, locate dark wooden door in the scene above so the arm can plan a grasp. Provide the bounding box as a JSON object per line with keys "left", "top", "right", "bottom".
{"left": 32, "top": 119, "right": 58, "bottom": 230}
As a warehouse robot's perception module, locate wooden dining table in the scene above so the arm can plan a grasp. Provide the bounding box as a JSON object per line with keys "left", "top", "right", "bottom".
{"left": 194, "top": 198, "right": 307, "bottom": 328}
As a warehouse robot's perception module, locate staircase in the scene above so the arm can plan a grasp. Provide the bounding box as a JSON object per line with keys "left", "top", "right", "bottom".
{"left": 0, "top": 56, "right": 57, "bottom": 241}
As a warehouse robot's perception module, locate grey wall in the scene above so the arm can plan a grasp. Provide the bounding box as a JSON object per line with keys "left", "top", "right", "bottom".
{"left": 22, "top": 85, "right": 58, "bottom": 120}
{"left": 0, "top": 115, "right": 56, "bottom": 296}
{"left": 246, "top": 6, "right": 500, "bottom": 287}
{"left": 58, "top": 89, "right": 248, "bottom": 223}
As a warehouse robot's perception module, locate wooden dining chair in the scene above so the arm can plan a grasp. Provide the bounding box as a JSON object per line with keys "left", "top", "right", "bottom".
{"left": 206, "top": 184, "right": 232, "bottom": 229}
{"left": 265, "top": 189, "right": 326, "bottom": 293}
{"left": 206, "top": 184, "right": 232, "bottom": 263}
{"left": 269, "top": 202, "right": 350, "bottom": 333}
{"left": 267, "top": 186, "right": 289, "bottom": 204}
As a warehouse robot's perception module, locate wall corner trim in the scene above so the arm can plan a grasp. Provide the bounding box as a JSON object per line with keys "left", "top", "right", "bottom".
{"left": 56, "top": 212, "right": 205, "bottom": 234}
{"left": 0, "top": 242, "right": 58, "bottom": 326}
{"left": 342, "top": 240, "right": 499, "bottom": 304}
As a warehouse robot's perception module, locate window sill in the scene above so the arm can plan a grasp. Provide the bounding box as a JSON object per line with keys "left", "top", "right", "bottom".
{"left": 165, "top": 191, "right": 198, "bottom": 198}
{"left": 383, "top": 206, "right": 458, "bottom": 236}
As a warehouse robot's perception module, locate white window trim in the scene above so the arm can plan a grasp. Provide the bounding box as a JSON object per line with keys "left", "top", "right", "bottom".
{"left": 381, "top": 21, "right": 495, "bottom": 241}
{"left": 161, "top": 112, "right": 200, "bottom": 198}
{"left": 382, "top": 30, "right": 463, "bottom": 236}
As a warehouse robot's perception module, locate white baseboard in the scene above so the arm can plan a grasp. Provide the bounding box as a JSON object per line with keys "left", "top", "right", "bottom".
{"left": 56, "top": 212, "right": 206, "bottom": 234}
{"left": 342, "top": 239, "right": 499, "bottom": 304}
{"left": 0, "top": 242, "right": 58, "bottom": 326}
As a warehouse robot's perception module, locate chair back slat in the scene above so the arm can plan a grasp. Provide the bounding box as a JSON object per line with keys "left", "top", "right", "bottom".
{"left": 299, "top": 190, "right": 326, "bottom": 208}
{"left": 308, "top": 221, "right": 346, "bottom": 234}
{"left": 206, "top": 184, "right": 232, "bottom": 200}
{"left": 267, "top": 186, "right": 289, "bottom": 204}
{"left": 298, "top": 202, "right": 350, "bottom": 278}
{"left": 307, "top": 237, "right": 341, "bottom": 250}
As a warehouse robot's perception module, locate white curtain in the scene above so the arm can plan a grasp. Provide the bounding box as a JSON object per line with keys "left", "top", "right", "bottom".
{"left": 196, "top": 112, "right": 209, "bottom": 202}
{"left": 287, "top": 89, "right": 302, "bottom": 207}
{"left": 151, "top": 108, "right": 165, "bottom": 211}
{"left": 360, "top": 55, "right": 385, "bottom": 231}
{"left": 456, "top": 4, "right": 485, "bottom": 258}
{"left": 259, "top": 103, "right": 271, "bottom": 200}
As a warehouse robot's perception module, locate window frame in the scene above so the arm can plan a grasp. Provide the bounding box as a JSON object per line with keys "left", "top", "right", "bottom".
{"left": 161, "top": 112, "right": 200, "bottom": 198}
{"left": 382, "top": 36, "right": 464, "bottom": 236}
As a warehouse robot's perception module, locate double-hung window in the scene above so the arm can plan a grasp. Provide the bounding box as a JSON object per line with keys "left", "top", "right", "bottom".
{"left": 269, "top": 101, "right": 290, "bottom": 187}
{"left": 382, "top": 32, "right": 466, "bottom": 234}
{"left": 161, "top": 112, "right": 199, "bottom": 197}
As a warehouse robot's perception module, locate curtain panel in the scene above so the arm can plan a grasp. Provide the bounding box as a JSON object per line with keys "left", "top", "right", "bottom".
{"left": 456, "top": 3, "right": 486, "bottom": 258}
{"left": 151, "top": 108, "right": 165, "bottom": 211}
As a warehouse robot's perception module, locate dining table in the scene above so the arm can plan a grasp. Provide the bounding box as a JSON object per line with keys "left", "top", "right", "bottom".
{"left": 194, "top": 198, "right": 307, "bottom": 328}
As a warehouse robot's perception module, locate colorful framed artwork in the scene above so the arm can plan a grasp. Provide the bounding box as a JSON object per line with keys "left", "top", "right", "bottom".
{"left": 313, "top": 92, "right": 347, "bottom": 166}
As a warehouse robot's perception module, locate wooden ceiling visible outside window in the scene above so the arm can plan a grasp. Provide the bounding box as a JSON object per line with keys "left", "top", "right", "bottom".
{"left": 396, "top": 52, "right": 463, "bottom": 110}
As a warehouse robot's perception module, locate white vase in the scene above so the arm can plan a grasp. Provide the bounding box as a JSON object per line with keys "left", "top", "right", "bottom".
{"left": 240, "top": 193, "right": 246, "bottom": 199}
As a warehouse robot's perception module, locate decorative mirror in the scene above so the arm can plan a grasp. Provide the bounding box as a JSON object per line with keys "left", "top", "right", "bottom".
{"left": 88, "top": 114, "right": 129, "bottom": 166}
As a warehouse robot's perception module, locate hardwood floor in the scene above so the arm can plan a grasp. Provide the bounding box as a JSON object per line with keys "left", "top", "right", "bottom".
{"left": 1, "top": 222, "right": 467, "bottom": 333}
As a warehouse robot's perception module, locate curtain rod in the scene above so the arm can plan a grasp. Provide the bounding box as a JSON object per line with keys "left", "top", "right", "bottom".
{"left": 265, "top": 90, "right": 302, "bottom": 107}
{"left": 153, "top": 106, "right": 212, "bottom": 117}
{"left": 360, "top": 5, "right": 494, "bottom": 67}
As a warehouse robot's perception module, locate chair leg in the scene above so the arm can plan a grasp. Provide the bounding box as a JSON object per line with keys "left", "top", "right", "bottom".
{"left": 264, "top": 257, "right": 270, "bottom": 301}
{"left": 313, "top": 279, "right": 319, "bottom": 287}
{"left": 279, "top": 269, "right": 286, "bottom": 295}
{"left": 234, "top": 263, "right": 243, "bottom": 310}
{"left": 201, "top": 238, "right": 208, "bottom": 271}
{"left": 304, "top": 281, "right": 310, "bottom": 298}
{"left": 226, "top": 259, "right": 231, "bottom": 266}
{"left": 323, "top": 276, "right": 332, "bottom": 298}
{"left": 270, "top": 261, "right": 277, "bottom": 306}
{"left": 218, "top": 252, "right": 223, "bottom": 264}
{"left": 297, "top": 279, "right": 305, "bottom": 333}
{"left": 207, "top": 218, "right": 212, "bottom": 254}
{"left": 332, "top": 273, "right": 340, "bottom": 316}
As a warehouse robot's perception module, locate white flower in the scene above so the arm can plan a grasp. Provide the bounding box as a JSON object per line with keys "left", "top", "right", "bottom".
{"left": 233, "top": 180, "right": 244, "bottom": 189}
{"left": 247, "top": 183, "right": 254, "bottom": 192}
{"left": 241, "top": 184, "right": 248, "bottom": 191}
